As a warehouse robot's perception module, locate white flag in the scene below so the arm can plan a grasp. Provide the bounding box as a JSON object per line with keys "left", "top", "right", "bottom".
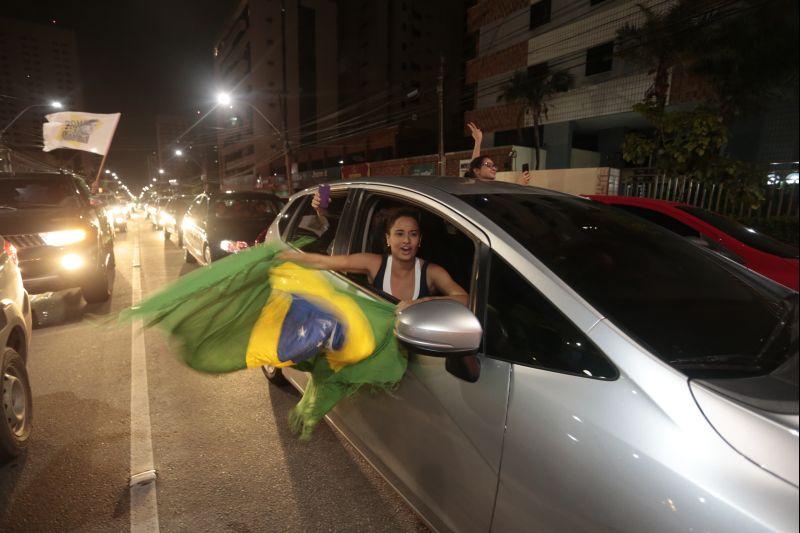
{"left": 42, "top": 111, "right": 121, "bottom": 155}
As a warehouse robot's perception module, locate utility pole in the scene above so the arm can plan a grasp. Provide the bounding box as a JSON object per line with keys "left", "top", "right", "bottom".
{"left": 437, "top": 55, "right": 445, "bottom": 176}
{"left": 280, "top": 0, "right": 293, "bottom": 195}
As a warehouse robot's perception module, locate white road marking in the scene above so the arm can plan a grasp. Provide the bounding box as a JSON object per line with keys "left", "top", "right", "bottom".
{"left": 130, "top": 228, "right": 160, "bottom": 532}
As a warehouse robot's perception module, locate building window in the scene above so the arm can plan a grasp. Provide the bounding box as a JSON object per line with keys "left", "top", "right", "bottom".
{"left": 529, "top": 0, "right": 551, "bottom": 30}
{"left": 585, "top": 41, "right": 614, "bottom": 76}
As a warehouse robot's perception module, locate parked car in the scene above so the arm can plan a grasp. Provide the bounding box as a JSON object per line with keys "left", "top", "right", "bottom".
{"left": 586, "top": 195, "right": 799, "bottom": 290}
{"left": 0, "top": 235, "right": 34, "bottom": 463}
{"left": 182, "top": 191, "right": 282, "bottom": 265}
{"left": 161, "top": 195, "right": 192, "bottom": 246}
{"left": 0, "top": 172, "right": 115, "bottom": 303}
{"left": 265, "top": 177, "right": 798, "bottom": 533}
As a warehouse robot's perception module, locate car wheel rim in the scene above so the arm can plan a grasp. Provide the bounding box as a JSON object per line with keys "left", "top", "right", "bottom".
{"left": 3, "top": 370, "right": 28, "bottom": 437}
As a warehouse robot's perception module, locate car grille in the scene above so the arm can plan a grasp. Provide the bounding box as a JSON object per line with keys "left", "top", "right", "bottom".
{"left": 3, "top": 234, "right": 45, "bottom": 249}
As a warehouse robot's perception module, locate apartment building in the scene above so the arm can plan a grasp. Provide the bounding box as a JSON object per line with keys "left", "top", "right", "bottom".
{"left": 464, "top": 0, "right": 683, "bottom": 169}
{"left": 0, "top": 17, "right": 89, "bottom": 174}
{"left": 213, "top": 0, "right": 338, "bottom": 190}
{"left": 464, "top": 0, "right": 799, "bottom": 170}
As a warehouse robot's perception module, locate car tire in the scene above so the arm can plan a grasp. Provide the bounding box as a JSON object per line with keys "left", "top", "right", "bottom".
{"left": 262, "top": 365, "right": 289, "bottom": 387}
{"left": 0, "top": 347, "right": 33, "bottom": 463}
{"left": 82, "top": 266, "right": 112, "bottom": 303}
{"left": 184, "top": 248, "right": 197, "bottom": 264}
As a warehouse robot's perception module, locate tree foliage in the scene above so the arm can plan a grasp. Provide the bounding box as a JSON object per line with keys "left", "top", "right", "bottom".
{"left": 622, "top": 102, "right": 764, "bottom": 206}
{"left": 497, "top": 67, "right": 572, "bottom": 170}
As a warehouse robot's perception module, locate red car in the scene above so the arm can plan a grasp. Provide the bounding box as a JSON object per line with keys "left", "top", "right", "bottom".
{"left": 587, "top": 196, "right": 799, "bottom": 291}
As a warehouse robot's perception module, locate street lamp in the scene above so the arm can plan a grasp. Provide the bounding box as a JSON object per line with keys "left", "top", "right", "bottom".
{"left": 158, "top": 168, "right": 165, "bottom": 175}
{"left": 174, "top": 148, "right": 184, "bottom": 157}
{"left": 218, "top": 91, "right": 292, "bottom": 193}
{"left": 0, "top": 100, "right": 65, "bottom": 142}
{"left": 216, "top": 92, "right": 232, "bottom": 106}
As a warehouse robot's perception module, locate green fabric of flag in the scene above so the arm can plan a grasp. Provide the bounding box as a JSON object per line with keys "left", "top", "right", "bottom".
{"left": 122, "top": 241, "right": 407, "bottom": 438}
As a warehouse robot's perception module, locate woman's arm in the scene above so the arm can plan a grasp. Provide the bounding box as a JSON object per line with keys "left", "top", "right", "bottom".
{"left": 398, "top": 263, "right": 469, "bottom": 311}
{"left": 279, "top": 250, "right": 380, "bottom": 275}
{"left": 468, "top": 122, "right": 482, "bottom": 160}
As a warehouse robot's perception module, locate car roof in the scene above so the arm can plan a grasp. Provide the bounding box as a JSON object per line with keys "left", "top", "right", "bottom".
{"left": 208, "top": 190, "right": 282, "bottom": 200}
{"left": 586, "top": 195, "right": 690, "bottom": 209}
{"left": 313, "top": 175, "right": 573, "bottom": 199}
{"left": 0, "top": 172, "right": 74, "bottom": 181}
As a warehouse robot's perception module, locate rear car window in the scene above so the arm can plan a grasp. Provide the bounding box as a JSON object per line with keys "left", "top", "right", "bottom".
{"left": 462, "top": 193, "right": 797, "bottom": 379}
{"left": 677, "top": 206, "right": 799, "bottom": 258}
{"left": 213, "top": 197, "right": 278, "bottom": 219}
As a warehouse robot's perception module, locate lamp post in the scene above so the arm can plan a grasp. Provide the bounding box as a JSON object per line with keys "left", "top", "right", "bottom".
{"left": 0, "top": 101, "right": 62, "bottom": 141}
{"left": 216, "top": 92, "right": 292, "bottom": 194}
{"left": 0, "top": 101, "right": 63, "bottom": 172}
{"left": 174, "top": 148, "right": 207, "bottom": 192}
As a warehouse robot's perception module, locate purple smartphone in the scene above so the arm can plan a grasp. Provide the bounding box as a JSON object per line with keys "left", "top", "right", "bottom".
{"left": 318, "top": 184, "right": 331, "bottom": 209}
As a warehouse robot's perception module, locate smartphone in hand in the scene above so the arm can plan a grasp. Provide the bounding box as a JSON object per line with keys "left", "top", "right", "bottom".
{"left": 522, "top": 163, "right": 530, "bottom": 173}
{"left": 318, "top": 184, "right": 331, "bottom": 209}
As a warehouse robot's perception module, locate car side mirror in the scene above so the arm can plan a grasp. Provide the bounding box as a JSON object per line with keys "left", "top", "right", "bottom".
{"left": 395, "top": 299, "right": 482, "bottom": 356}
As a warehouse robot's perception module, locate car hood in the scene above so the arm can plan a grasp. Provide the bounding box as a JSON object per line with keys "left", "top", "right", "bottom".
{"left": 690, "top": 354, "right": 799, "bottom": 486}
{"left": 0, "top": 207, "right": 92, "bottom": 235}
{"left": 207, "top": 217, "right": 273, "bottom": 243}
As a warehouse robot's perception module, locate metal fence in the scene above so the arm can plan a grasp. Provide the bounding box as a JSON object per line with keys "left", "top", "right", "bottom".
{"left": 619, "top": 174, "right": 799, "bottom": 220}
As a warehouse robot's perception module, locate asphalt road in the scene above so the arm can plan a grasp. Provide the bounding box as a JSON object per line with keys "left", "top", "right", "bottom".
{"left": 0, "top": 216, "right": 429, "bottom": 532}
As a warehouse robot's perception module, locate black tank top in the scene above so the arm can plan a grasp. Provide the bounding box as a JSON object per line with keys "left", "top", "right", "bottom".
{"left": 373, "top": 255, "right": 431, "bottom": 299}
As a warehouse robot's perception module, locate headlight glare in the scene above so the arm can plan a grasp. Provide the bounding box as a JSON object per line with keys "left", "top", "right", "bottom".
{"left": 40, "top": 229, "right": 87, "bottom": 246}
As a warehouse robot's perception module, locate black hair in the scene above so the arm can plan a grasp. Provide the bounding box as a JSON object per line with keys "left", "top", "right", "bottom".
{"left": 384, "top": 206, "right": 422, "bottom": 234}
{"left": 464, "top": 155, "right": 491, "bottom": 178}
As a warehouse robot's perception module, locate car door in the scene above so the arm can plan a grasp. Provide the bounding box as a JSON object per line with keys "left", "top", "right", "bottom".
{"left": 288, "top": 186, "right": 511, "bottom": 533}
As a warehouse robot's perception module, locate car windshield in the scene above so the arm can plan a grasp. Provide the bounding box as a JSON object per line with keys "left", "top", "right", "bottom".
{"left": 461, "top": 193, "right": 798, "bottom": 378}
{"left": 213, "top": 197, "right": 276, "bottom": 219}
{"left": 677, "top": 206, "right": 799, "bottom": 258}
{"left": 0, "top": 178, "right": 81, "bottom": 209}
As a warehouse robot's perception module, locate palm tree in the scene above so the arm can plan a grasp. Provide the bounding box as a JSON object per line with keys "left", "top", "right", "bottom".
{"left": 497, "top": 67, "right": 572, "bottom": 170}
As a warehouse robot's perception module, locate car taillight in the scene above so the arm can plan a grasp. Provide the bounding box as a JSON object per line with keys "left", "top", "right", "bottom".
{"left": 3, "top": 240, "right": 18, "bottom": 265}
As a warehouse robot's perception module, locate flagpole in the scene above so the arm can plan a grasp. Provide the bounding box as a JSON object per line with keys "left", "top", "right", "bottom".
{"left": 91, "top": 151, "right": 109, "bottom": 194}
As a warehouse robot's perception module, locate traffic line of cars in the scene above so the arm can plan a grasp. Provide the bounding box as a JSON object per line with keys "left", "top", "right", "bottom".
{"left": 144, "top": 190, "right": 283, "bottom": 264}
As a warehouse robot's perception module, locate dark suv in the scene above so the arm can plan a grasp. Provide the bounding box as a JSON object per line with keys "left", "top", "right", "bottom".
{"left": 0, "top": 172, "right": 115, "bottom": 303}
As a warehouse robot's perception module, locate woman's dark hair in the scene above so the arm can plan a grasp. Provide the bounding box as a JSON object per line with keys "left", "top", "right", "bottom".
{"left": 464, "top": 156, "right": 491, "bottom": 178}
{"left": 384, "top": 206, "right": 422, "bottom": 234}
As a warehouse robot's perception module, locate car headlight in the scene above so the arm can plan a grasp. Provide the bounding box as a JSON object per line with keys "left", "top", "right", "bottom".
{"left": 40, "top": 229, "right": 87, "bottom": 246}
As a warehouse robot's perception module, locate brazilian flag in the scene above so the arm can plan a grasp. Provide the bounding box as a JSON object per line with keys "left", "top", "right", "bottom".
{"left": 123, "top": 241, "right": 407, "bottom": 438}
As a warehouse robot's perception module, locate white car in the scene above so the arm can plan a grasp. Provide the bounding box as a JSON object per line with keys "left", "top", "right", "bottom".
{"left": 0, "top": 234, "right": 33, "bottom": 463}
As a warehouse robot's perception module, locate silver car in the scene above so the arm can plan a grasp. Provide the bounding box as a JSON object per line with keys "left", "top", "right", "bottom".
{"left": 264, "top": 177, "right": 798, "bottom": 532}
{"left": 0, "top": 235, "right": 33, "bottom": 463}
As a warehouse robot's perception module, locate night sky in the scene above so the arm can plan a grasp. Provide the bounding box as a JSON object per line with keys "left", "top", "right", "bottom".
{"left": 5, "top": 0, "right": 239, "bottom": 189}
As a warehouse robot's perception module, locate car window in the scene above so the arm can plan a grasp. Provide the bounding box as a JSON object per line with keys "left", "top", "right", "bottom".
{"left": 346, "top": 193, "right": 476, "bottom": 301}
{"left": 286, "top": 191, "right": 346, "bottom": 254}
{"left": 462, "top": 193, "right": 797, "bottom": 379}
{"left": 677, "top": 206, "right": 799, "bottom": 258}
{"left": 212, "top": 196, "right": 278, "bottom": 219}
{"left": 278, "top": 197, "right": 303, "bottom": 237}
{"left": 611, "top": 204, "right": 700, "bottom": 238}
{"left": 485, "top": 252, "right": 617, "bottom": 379}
